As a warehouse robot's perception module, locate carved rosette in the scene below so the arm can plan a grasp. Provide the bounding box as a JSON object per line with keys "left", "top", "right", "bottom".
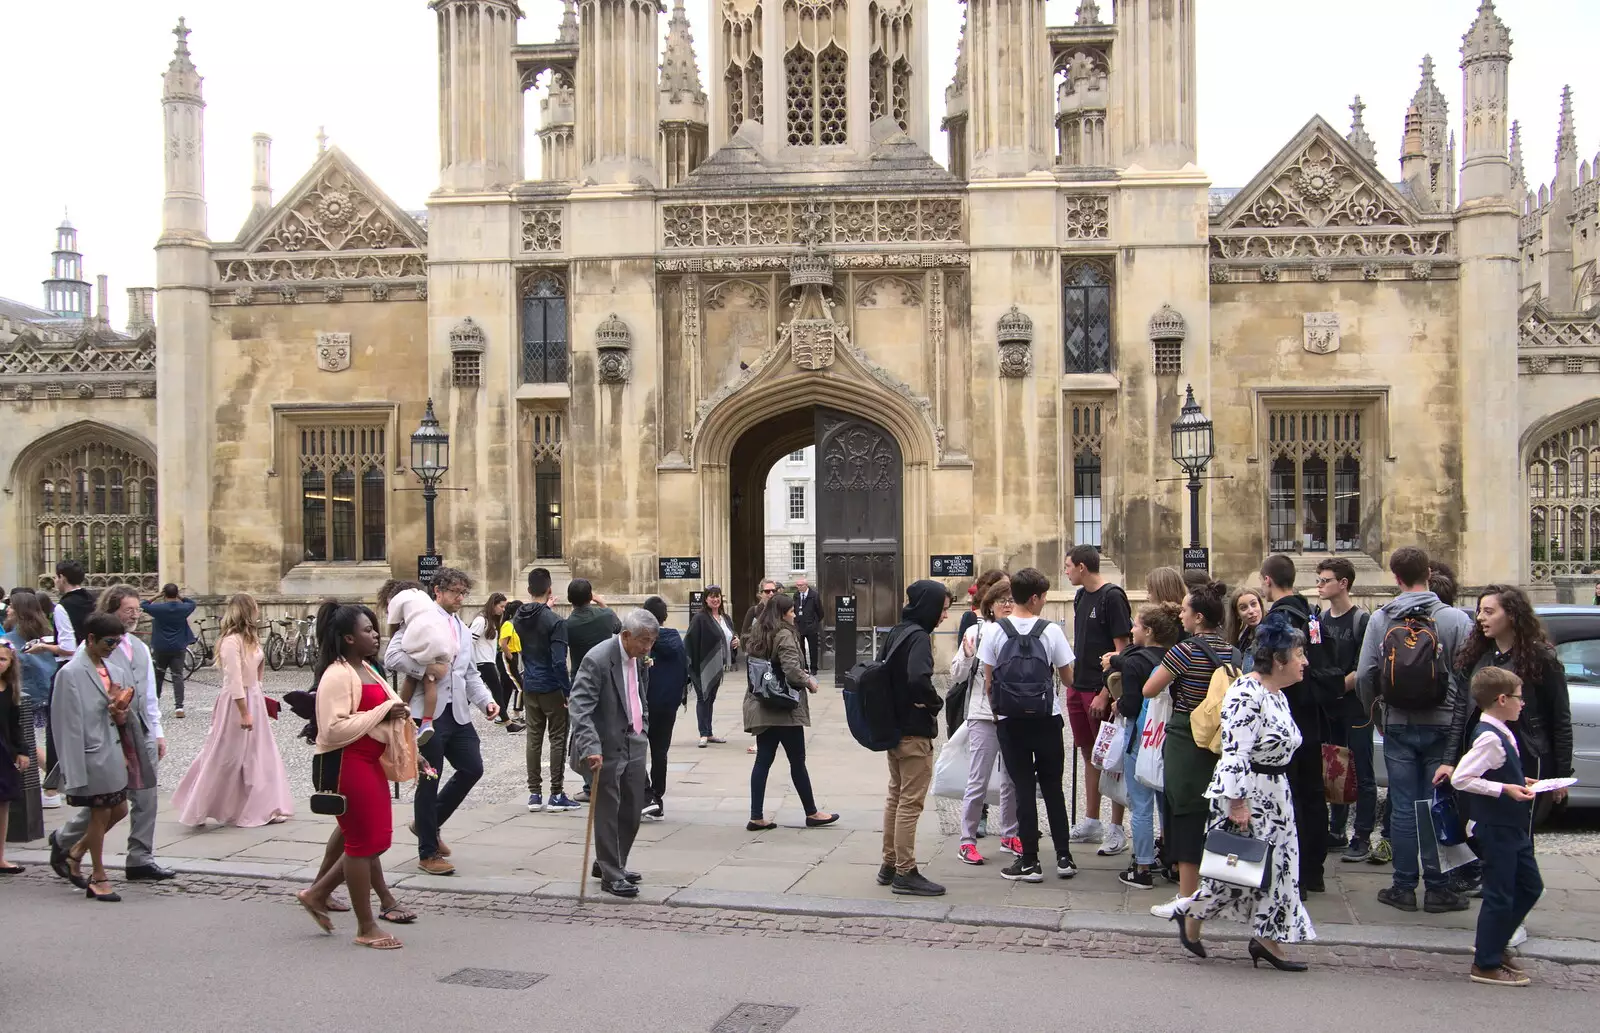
{"left": 595, "top": 313, "right": 632, "bottom": 384}
{"left": 996, "top": 305, "right": 1034, "bottom": 378}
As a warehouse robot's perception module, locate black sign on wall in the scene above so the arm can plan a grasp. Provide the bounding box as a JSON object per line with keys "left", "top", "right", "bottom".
{"left": 929, "top": 554, "right": 975, "bottom": 578}
{"left": 658, "top": 557, "right": 702, "bottom": 580}
{"left": 833, "top": 594, "right": 858, "bottom": 686}
{"left": 417, "top": 554, "right": 443, "bottom": 585}
{"left": 689, "top": 590, "right": 706, "bottom": 618}
{"left": 1182, "top": 547, "right": 1210, "bottom": 572}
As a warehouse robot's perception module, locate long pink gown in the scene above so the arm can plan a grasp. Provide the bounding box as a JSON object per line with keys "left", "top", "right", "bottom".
{"left": 171, "top": 635, "right": 295, "bottom": 828}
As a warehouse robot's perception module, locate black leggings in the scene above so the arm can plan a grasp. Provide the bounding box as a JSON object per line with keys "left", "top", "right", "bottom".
{"left": 996, "top": 714, "right": 1072, "bottom": 864}
{"left": 750, "top": 725, "right": 817, "bottom": 820}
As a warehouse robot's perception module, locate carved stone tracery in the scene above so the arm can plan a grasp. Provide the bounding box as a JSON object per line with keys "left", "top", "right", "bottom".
{"left": 662, "top": 197, "right": 963, "bottom": 249}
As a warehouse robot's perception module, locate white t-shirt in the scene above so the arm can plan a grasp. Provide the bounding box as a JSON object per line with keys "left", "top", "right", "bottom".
{"left": 468, "top": 615, "right": 498, "bottom": 666}
{"left": 977, "top": 615, "right": 1075, "bottom": 718}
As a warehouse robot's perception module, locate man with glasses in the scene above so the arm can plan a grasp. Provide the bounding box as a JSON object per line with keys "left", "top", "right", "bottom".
{"left": 1314, "top": 558, "right": 1374, "bottom": 863}
{"left": 386, "top": 568, "right": 499, "bottom": 875}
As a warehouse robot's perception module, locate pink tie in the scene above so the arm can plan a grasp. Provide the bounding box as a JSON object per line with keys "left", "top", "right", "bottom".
{"left": 625, "top": 658, "right": 642, "bottom": 734}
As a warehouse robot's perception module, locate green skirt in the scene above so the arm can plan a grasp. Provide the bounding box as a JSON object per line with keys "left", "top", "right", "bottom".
{"left": 1162, "top": 709, "right": 1218, "bottom": 818}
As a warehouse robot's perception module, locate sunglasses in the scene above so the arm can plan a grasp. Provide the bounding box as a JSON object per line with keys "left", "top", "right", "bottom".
{"left": 98, "top": 636, "right": 124, "bottom": 648}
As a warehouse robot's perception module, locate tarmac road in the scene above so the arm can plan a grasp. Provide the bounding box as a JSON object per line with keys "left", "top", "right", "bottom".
{"left": 6, "top": 883, "right": 1594, "bottom": 1033}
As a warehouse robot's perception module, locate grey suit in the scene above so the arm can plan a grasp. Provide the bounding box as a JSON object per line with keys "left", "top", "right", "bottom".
{"left": 57, "top": 637, "right": 162, "bottom": 867}
{"left": 568, "top": 635, "right": 650, "bottom": 885}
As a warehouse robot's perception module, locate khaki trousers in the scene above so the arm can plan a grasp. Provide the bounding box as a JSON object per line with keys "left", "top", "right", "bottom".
{"left": 882, "top": 736, "right": 934, "bottom": 874}
{"left": 525, "top": 691, "right": 568, "bottom": 795}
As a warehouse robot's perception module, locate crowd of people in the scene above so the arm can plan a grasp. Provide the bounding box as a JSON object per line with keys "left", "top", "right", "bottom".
{"left": 0, "top": 547, "right": 1576, "bottom": 979}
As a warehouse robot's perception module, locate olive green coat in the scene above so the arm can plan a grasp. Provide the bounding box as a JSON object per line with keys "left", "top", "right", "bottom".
{"left": 742, "top": 622, "right": 811, "bottom": 733}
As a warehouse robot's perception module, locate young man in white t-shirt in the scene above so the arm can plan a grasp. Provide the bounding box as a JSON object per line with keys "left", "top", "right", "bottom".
{"left": 978, "top": 567, "right": 1077, "bottom": 882}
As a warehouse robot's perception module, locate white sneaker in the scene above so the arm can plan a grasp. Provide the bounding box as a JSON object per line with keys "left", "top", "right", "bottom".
{"left": 1096, "top": 825, "right": 1129, "bottom": 856}
{"left": 41, "top": 791, "right": 62, "bottom": 810}
{"left": 1068, "top": 818, "right": 1104, "bottom": 843}
{"left": 1150, "top": 894, "right": 1183, "bottom": 920}
{"left": 1508, "top": 923, "right": 1528, "bottom": 948}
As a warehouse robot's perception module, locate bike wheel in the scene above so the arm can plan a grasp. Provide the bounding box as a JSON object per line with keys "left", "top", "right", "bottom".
{"left": 295, "top": 635, "right": 313, "bottom": 668}
{"left": 266, "top": 634, "right": 286, "bottom": 671}
{"left": 184, "top": 643, "right": 202, "bottom": 676}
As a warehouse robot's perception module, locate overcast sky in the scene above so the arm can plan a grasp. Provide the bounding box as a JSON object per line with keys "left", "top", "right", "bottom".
{"left": 3, "top": 0, "right": 1595, "bottom": 328}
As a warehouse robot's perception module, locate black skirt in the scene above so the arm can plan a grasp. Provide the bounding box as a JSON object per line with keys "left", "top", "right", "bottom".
{"left": 66, "top": 789, "right": 128, "bottom": 809}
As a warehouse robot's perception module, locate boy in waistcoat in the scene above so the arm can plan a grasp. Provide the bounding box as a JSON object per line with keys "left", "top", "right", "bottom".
{"left": 1450, "top": 667, "right": 1543, "bottom": 988}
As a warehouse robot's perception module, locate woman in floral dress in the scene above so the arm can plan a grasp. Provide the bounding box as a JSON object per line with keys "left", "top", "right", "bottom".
{"left": 1174, "top": 621, "right": 1316, "bottom": 970}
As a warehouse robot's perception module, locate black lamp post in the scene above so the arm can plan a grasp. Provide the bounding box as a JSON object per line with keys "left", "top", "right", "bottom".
{"left": 1170, "top": 383, "right": 1215, "bottom": 556}
{"left": 410, "top": 397, "right": 450, "bottom": 562}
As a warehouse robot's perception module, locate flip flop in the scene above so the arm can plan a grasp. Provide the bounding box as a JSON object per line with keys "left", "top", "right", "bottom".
{"left": 296, "top": 891, "right": 334, "bottom": 934}
{"left": 380, "top": 906, "right": 417, "bottom": 924}
{"left": 0, "top": 863, "right": 24, "bottom": 874}
{"left": 326, "top": 895, "right": 351, "bottom": 913}
{"left": 354, "top": 935, "right": 403, "bottom": 950}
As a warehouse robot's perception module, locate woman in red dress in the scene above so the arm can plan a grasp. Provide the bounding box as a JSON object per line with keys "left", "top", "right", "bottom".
{"left": 297, "top": 606, "right": 415, "bottom": 949}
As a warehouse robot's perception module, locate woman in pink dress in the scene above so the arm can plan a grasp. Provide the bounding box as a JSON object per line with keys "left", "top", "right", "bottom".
{"left": 172, "top": 593, "right": 294, "bottom": 827}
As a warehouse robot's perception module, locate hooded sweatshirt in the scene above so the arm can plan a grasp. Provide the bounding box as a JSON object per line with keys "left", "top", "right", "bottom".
{"left": 887, "top": 579, "right": 948, "bottom": 740}
{"left": 514, "top": 600, "right": 571, "bottom": 696}
{"left": 1355, "top": 590, "right": 1475, "bottom": 729}
{"left": 1261, "top": 593, "right": 1334, "bottom": 743}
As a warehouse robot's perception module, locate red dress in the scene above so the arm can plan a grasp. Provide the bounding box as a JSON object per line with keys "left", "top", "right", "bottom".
{"left": 337, "top": 682, "right": 393, "bottom": 857}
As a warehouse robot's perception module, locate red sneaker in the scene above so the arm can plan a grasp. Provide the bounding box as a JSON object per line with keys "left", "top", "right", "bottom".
{"left": 958, "top": 842, "right": 984, "bottom": 865}
{"left": 1000, "top": 836, "right": 1023, "bottom": 856}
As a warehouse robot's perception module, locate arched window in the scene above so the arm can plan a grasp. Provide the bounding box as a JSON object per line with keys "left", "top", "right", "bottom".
{"left": 1063, "top": 260, "right": 1113, "bottom": 374}
{"left": 1529, "top": 414, "right": 1600, "bottom": 580}
{"left": 520, "top": 272, "right": 568, "bottom": 384}
{"left": 1529, "top": 461, "right": 1548, "bottom": 499}
{"left": 1554, "top": 459, "right": 1570, "bottom": 498}
{"left": 28, "top": 438, "right": 158, "bottom": 589}
{"left": 1551, "top": 507, "right": 1569, "bottom": 561}
{"left": 1573, "top": 507, "right": 1588, "bottom": 565}
{"left": 1574, "top": 450, "right": 1590, "bottom": 497}
{"left": 296, "top": 421, "right": 387, "bottom": 564}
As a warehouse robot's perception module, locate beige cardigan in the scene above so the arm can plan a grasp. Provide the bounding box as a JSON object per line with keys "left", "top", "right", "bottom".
{"left": 314, "top": 659, "right": 405, "bottom": 756}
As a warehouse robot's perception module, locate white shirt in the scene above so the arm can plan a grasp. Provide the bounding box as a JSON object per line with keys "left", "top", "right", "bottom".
{"left": 468, "top": 615, "right": 498, "bottom": 666}
{"left": 52, "top": 603, "right": 76, "bottom": 662}
{"left": 1451, "top": 713, "right": 1519, "bottom": 799}
{"left": 977, "top": 615, "right": 1075, "bottom": 718}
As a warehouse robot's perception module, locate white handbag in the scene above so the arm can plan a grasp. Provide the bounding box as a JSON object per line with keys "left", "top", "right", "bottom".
{"left": 1199, "top": 824, "right": 1272, "bottom": 890}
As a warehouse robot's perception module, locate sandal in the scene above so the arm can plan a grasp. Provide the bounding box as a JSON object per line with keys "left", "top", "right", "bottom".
{"left": 326, "top": 895, "right": 351, "bottom": 913}
{"left": 296, "top": 890, "right": 334, "bottom": 934}
{"left": 354, "top": 934, "right": 404, "bottom": 950}
{"left": 380, "top": 905, "right": 418, "bottom": 924}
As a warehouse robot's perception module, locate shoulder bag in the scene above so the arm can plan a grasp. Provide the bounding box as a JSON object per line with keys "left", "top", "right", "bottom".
{"left": 747, "top": 655, "right": 801, "bottom": 711}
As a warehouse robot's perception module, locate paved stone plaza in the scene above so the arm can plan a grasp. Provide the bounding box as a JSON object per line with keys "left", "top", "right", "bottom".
{"left": 10, "top": 666, "right": 1600, "bottom": 966}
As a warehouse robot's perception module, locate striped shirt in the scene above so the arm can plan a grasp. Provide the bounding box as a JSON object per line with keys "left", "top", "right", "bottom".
{"left": 1159, "top": 634, "right": 1234, "bottom": 713}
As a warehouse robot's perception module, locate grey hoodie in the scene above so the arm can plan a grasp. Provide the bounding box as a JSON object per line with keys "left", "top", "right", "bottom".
{"left": 1355, "top": 590, "right": 1475, "bottom": 728}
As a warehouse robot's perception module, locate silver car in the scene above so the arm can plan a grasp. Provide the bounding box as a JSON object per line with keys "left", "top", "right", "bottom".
{"left": 1372, "top": 605, "right": 1599, "bottom": 821}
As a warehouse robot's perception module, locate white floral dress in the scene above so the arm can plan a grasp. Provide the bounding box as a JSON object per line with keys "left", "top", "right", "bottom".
{"left": 1182, "top": 674, "right": 1316, "bottom": 943}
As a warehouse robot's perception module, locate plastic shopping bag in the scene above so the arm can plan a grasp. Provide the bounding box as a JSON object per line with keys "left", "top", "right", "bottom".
{"left": 1093, "top": 715, "right": 1131, "bottom": 774}
{"left": 1135, "top": 693, "right": 1171, "bottom": 790}
{"left": 1103, "top": 765, "right": 1129, "bottom": 807}
{"left": 932, "top": 722, "right": 972, "bottom": 800}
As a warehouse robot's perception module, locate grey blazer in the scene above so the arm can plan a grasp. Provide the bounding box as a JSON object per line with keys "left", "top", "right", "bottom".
{"left": 49, "top": 651, "right": 132, "bottom": 798}
{"left": 107, "top": 637, "right": 158, "bottom": 786}
{"left": 568, "top": 635, "right": 649, "bottom": 772}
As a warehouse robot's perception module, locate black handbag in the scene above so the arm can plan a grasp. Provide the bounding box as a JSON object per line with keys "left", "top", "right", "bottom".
{"left": 310, "top": 749, "right": 346, "bottom": 817}
{"left": 747, "top": 657, "right": 801, "bottom": 711}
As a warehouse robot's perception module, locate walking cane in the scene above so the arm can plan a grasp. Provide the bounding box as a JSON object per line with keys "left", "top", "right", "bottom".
{"left": 577, "top": 757, "right": 602, "bottom": 905}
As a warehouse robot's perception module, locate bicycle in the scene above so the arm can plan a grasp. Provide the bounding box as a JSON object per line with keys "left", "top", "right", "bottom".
{"left": 184, "top": 616, "right": 220, "bottom": 675}
{"left": 264, "top": 618, "right": 292, "bottom": 671}
{"left": 286, "top": 615, "right": 317, "bottom": 668}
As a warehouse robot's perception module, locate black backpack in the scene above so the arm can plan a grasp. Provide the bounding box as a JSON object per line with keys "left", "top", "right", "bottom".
{"left": 842, "top": 626, "right": 915, "bottom": 751}
{"left": 990, "top": 620, "right": 1056, "bottom": 718}
{"left": 1377, "top": 605, "right": 1449, "bottom": 711}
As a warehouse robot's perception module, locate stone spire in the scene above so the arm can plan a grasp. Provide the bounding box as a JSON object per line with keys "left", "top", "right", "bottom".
{"left": 659, "top": 1, "right": 705, "bottom": 106}
{"left": 962, "top": 0, "right": 1053, "bottom": 178}
{"left": 1509, "top": 119, "right": 1526, "bottom": 197}
{"left": 1401, "top": 55, "right": 1454, "bottom": 210}
{"left": 1461, "top": 0, "right": 1511, "bottom": 63}
{"left": 163, "top": 16, "right": 202, "bottom": 102}
{"left": 316, "top": 125, "right": 328, "bottom": 154}
{"left": 558, "top": 0, "right": 578, "bottom": 43}
{"left": 1075, "top": 1, "right": 1102, "bottom": 24}
{"left": 942, "top": 7, "right": 970, "bottom": 178}
{"left": 578, "top": 0, "right": 663, "bottom": 186}
{"left": 1113, "top": 0, "right": 1198, "bottom": 169}
{"left": 1347, "top": 95, "right": 1377, "bottom": 165}
{"left": 1459, "top": 0, "right": 1512, "bottom": 203}
{"left": 1557, "top": 85, "right": 1578, "bottom": 166}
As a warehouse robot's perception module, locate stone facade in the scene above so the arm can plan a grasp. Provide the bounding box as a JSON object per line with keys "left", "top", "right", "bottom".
{"left": 9, "top": 1, "right": 1597, "bottom": 613}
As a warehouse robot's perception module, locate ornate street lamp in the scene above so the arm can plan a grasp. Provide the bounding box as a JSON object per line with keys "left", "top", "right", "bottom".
{"left": 1170, "top": 383, "right": 1215, "bottom": 557}
{"left": 410, "top": 397, "right": 450, "bottom": 564}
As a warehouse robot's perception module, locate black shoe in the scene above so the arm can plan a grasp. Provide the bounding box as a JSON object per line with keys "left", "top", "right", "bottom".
{"left": 1423, "top": 887, "right": 1471, "bottom": 913}
{"left": 1341, "top": 837, "right": 1372, "bottom": 864}
{"left": 1301, "top": 873, "right": 1326, "bottom": 894}
{"left": 876, "top": 863, "right": 895, "bottom": 886}
{"left": 1001, "top": 858, "right": 1044, "bottom": 882}
{"left": 49, "top": 832, "right": 75, "bottom": 884}
{"left": 1449, "top": 871, "right": 1483, "bottom": 897}
{"left": 125, "top": 863, "right": 177, "bottom": 882}
{"left": 805, "top": 812, "right": 840, "bottom": 828}
{"left": 600, "top": 879, "right": 639, "bottom": 898}
{"left": 591, "top": 862, "right": 641, "bottom": 884}
{"left": 1056, "top": 855, "right": 1079, "bottom": 879}
{"left": 1171, "top": 910, "right": 1207, "bottom": 958}
{"left": 1250, "top": 938, "right": 1308, "bottom": 972}
{"left": 890, "top": 867, "right": 946, "bottom": 896}
{"left": 1377, "top": 886, "right": 1419, "bottom": 912}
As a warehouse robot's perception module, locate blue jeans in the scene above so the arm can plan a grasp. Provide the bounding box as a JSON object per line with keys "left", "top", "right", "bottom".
{"left": 1330, "top": 709, "right": 1378, "bottom": 841}
{"left": 1383, "top": 722, "right": 1450, "bottom": 891}
{"left": 413, "top": 708, "right": 484, "bottom": 860}
{"left": 1125, "top": 706, "right": 1159, "bottom": 867}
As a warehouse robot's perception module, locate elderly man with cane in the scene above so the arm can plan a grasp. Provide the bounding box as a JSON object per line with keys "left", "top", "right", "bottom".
{"left": 570, "top": 608, "right": 658, "bottom": 899}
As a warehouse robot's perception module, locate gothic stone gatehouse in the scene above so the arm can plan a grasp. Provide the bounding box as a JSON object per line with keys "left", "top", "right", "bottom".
{"left": 16, "top": 1, "right": 1596, "bottom": 619}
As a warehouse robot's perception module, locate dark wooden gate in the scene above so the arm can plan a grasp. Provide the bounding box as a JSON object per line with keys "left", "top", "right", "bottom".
{"left": 815, "top": 407, "right": 902, "bottom": 636}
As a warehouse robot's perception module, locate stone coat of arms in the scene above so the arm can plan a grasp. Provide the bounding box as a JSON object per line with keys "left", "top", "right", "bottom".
{"left": 316, "top": 332, "right": 351, "bottom": 372}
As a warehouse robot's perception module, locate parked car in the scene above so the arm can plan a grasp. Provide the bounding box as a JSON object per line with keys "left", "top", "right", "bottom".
{"left": 1373, "top": 605, "right": 1600, "bottom": 823}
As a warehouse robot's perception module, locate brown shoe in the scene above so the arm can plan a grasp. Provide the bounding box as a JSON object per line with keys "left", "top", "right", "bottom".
{"left": 1500, "top": 950, "right": 1525, "bottom": 975}
{"left": 1470, "top": 965, "right": 1530, "bottom": 987}
{"left": 417, "top": 856, "right": 456, "bottom": 876}
{"left": 407, "top": 822, "right": 451, "bottom": 857}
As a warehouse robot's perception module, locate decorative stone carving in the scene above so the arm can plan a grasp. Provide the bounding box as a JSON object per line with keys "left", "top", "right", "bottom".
{"left": 656, "top": 252, "right": 968, "bottom": 273}
{"left": 233, "top": 285, "right": 254, "bottom": 305}
{"left": 855, "top": 275, "right": 923, "bottom": 307}
{"left": 249, "top": 158, "right": 424, "bottom": 255}
{"left": 14, "top": 384, "right": 31, "bottom": 400}
{"left": 139, "top": 381, "right": 156, "bottom": 399}
{"left": 520, "top": 207, "right": 564, "bottom": 253}
{"left": 218, "top": 254, "right": 426, "bottom": 284}
{"left": 46, "top": 384, "right": 62, "bottom": 400}
{"left": 449, "top": 317, "right": 487, "bottom": 354}
{"left": 1210, "top": 264, "right": 1230, "bottom": 284}
{"left": 1224, "top": 134, "right": 1405, "bottom": 230}
{"left": 1362, "top": 262, "right": 1382, "bottom": 280}
{"left": 323, "top": 285, "right": 344, "bottom": 303}
{"left": 1528, "top": 354, "right": 1550, "bottom": 373}
{"left": 1303, "top": 312, "right": 1341, "bottom": 354}
{"left": 370, "top": 281, "right": 390, "bottom": 301}
{"left": 660, "top": 197, "right": 964, "bottom": 249}
{"left": 416, "top": 282, "right": 429, "bottom": 301}
{"left": 1567, "top": 355, "right": 1586, "bottom": 374}
{"left": 1260, "top": 264, "right": 1281, "bottom": 282}
{"left": 1211, "top": 231, "right": 1453, "bottom": 262}
{"left": 703, "top": 279, "right": 770, "bottom": 310}
{"left": 1410, "top": 260, "right": 1433, "bottom": 280}
{"left": 0, "top": 330, "right": 158, "bottom": 402}
{"left": 595, "top": 314, "right": 632, "bottom": 384}
{"left": 316, "top": 332, "right": 351, "bottom": 372}
{"left": 1149, "top": 304, "right": 1187, "bottom": 375}
{"left": 996, "top": 306, "right": 1034, "bottom": 378}
{"left": 1062, "top": 194, "right": 1111, "bottom": 240}
{"left": 1310, "top": 262, "right": 1332, "bottom": 282}
{"left": 784, "top": 315, "right": 845, "bottom": 371}
{"left": 280, "top": 285, "right": 299, "bottom": 303}
{"left": 1520, "top": 308, "right": 1600, "bottom": 349}
{"left": 76, "top": 383, "right": 94, "bottom": 399}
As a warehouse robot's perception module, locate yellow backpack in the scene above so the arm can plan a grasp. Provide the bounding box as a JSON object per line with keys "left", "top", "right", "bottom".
{"left": 1185, "top": 639, "right": 1240, "bottom": 755}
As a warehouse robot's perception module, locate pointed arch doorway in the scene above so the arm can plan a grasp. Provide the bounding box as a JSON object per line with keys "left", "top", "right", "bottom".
{"left": 728, "top": 406, "right": 903, "bottom": 657}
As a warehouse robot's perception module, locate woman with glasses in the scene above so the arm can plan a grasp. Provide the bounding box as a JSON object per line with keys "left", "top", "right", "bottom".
{"left": 172, "top": 593, "right": 294, "bottom": 828}
{"left": 687, "top": 585, "right": 740, "bottom": 747}
{"left": 50, "top": 613, "right": 147, "bottom": 900}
